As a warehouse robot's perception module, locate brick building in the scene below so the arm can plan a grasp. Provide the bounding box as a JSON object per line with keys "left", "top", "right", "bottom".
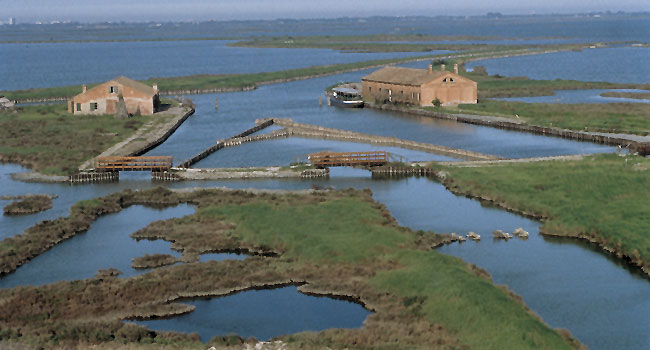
{"left": 361, "top": 64, "right": 477, "bottom": 106}
{"left": 68, "top": 76, "right": 160, "bottom": 115}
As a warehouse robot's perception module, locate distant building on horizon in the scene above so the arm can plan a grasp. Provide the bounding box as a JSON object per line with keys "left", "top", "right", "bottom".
{"left": 8, "top": 17, "right": 15, "bottom": 25}
{"left": 361, "top": 64, "right": 477, "bottom": 107}
{"left": 68, "top": 76, "right": 160, "bottom": 116}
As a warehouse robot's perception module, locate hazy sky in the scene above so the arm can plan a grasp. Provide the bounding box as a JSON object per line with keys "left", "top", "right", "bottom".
{"left": 3, "top": 0, "right": 647, "bottom": 23}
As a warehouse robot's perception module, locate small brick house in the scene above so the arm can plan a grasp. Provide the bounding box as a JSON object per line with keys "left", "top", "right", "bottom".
{"left": 361, "top": 64, "right": 477, "bottom": 106}
{"left": 68, "top": 76, "right": 160, "bottom": 115}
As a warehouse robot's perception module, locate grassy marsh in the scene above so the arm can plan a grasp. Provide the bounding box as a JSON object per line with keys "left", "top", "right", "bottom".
{"left": 0, "top": 187, "right": 581, "bottom": 349}
{"left": 447, "top": 100, "right": 650, "bottom": 135}
{"left": 0, "top": 104, "right": 151, "bottom": 175}
{"left": 431, "top": 153, "right": 650, "bottom": 276}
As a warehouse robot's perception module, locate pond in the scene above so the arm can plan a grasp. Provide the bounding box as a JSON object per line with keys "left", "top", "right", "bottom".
{"left": 133, "top": 285, "right": 371, "bottom": 342}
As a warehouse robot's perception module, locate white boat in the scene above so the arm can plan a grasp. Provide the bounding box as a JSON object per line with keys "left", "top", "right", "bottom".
{"left": 330, "top": 87, "right": 364, "bottom": 108}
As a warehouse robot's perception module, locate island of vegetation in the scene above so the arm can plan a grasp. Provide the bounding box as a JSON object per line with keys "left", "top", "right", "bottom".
{"left": 0, "top": 187, "right": 583, "bottom": 350}
{"left": 600, "top": 91, "right": 650, "bottom": 100}
{"left": 429, "top": 153, "right": 650, "bottom": 278}
{"left": 131, "top": 253, "right": 182, "bottom": 269}
{"left": 2, "top": 194, "right": 54, "bottom": 215}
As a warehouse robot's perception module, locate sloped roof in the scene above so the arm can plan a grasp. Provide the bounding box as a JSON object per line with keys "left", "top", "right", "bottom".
{"left": 362, "top": 66, "right": 444, "bottom": 86}
{"left": 111, "top": 76, "right": 157, "bottom": 95}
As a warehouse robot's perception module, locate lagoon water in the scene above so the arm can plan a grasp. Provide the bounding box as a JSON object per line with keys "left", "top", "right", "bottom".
{"left": 145, "top": 69, "right": 615, "bottom": 165}
{"left": 466, "top": 46, "right": 650, "bottom": 84}
{"left": 0, "top": 40, "right": 442, "bottom": 91}
{"left": 1, "top": 16, "right": 650, "bottom": 349}
{"left": 0, "top": 204, "right": 195, "bottom": 288}
{"left": 134, "top": 286, "right": 371, "bottom": 342}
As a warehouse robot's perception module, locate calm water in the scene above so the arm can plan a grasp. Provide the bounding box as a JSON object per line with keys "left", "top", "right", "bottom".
{"left": 0, "top": 40, "right": 442, "bottom": 91}
{"left": 495, "top": 89, "right": 650, "bottom": 104}
{"left": 1, "top": 16, "right": 649, "bottom": 348}
{"left": 134, "top": 286, "right": 371, "bottom": 342}
{"left": 2, "top": 15, "right": 647, "bottom": 43}
{"left": 0, "top": 204, "right": 195, "bottom": 288}
{"left": 466, "top": 46, "right": 650, "bottom": 84}
{"left": 145, "top": 68, "right": 615, "bottom": 165}
{"left": 1, "top": 166, "right": 649, "bottom": 349}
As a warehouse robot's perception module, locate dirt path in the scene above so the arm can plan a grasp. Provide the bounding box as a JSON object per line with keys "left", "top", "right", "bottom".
{"left": 79, "top": 106, "right": 193, "bottom": 170}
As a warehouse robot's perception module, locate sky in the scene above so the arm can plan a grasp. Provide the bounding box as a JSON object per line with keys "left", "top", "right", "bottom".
{"left": 2, "top": 0, "right": 647, "bottom": 23}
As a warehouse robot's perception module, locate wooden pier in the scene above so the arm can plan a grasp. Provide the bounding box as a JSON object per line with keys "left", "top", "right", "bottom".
{"left": 95, "top": 156, "right": 173, "bottom": 172}
{"left": 309, "top": 151, "right": 388, "bottom": 168}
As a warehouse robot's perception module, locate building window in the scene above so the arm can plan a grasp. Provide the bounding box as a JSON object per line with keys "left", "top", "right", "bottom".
{"left": 369, "top": 87, "right": 372, "bottom": 93}
{"left": 379, "top": 88, "right": 382, "bottom": 92}
{"left": 109, "top": 86, "right": 116, "bottom": 93}
{"left": 76, "top": 103, "right": 81, "bottom": 111}
{"left": 90, "top": 102, "right": 98, "bottom": 111}
{"left": 417, "top": 93, "right": 420, "bottom": 101}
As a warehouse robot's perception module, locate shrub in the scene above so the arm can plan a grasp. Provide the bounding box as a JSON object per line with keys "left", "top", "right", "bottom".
{"left": 432, "top": 98, "right": 441, "bottom": 107}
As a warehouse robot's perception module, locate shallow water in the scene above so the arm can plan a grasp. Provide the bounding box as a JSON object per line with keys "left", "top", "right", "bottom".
{"left": 466, "top": 46, "right": 650, "bottom": 84}
{"left": 0, "top": 40, "right": 441, "bottom": 91}
{"left": 145, "top": 68, "right": 615, "bottom": 165}
{"left": 133, "top": 285, "right": 371, "bottom": 342}
{"left": 0, "top": 204, "right": 195, "bottom": 288}
{"left": 1, "top": 165, "right": 649, "bottom": 349}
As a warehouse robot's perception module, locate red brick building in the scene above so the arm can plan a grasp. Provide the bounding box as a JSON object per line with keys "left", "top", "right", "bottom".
{"left": 68, "top": 76, "right": 160, "bottom": 115}
{"left": 361, "top": 64, "right": 477, "bottom": 106}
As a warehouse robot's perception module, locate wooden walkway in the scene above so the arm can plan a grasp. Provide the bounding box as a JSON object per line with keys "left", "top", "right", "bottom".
{"left": 309, "top": 151, "right": 388, "bottom": 168}
{"left": 95, "top": 156, "right": 173, "bottom": 172}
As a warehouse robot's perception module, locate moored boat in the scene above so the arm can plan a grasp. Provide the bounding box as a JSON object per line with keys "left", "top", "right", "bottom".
{"left": 330, "top": 87, "right": 364, "bottom": 108}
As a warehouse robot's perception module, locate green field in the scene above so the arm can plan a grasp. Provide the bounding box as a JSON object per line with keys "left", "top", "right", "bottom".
{"left": 0, "top": 104, "right": 151, "bottom": 175}
{"left": 432, "top": 153, "right": 650, "bottom": 274}
{"left": 0, "top": 188, "right": 581, "bottom": 349}
{"left": 445, "top": 100, "right": 650, "bottom": 135}
{"left": 600, "top": 91, "right": 650, "bottom": 100}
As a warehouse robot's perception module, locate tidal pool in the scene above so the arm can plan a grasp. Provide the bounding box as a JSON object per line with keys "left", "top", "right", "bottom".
{"left": 133, "top": 285, "right": 371, "bottom": 342}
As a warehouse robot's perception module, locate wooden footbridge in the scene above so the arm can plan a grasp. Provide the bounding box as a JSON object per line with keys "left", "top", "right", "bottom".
{"left": 308, "top": 151, "right": 388, "bottom": 168}
{"left": 95, "top": 156, "right": 173, "bottom": 172}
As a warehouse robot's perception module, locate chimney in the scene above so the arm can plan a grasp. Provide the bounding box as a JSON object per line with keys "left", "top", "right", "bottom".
{"left": 454, "top": 64, "right": 459, "bottom": 74}
{"left": 152, "top": 83, "right": 158, "bottom": 91}
{"left": 428, "top": 64, "right": 433, "bottom": 74}
{"left": 82, "top": 84, "right": 87, "bottom": 93}
{"left": 441, "top": 64, "right": 446, "bottom": 72}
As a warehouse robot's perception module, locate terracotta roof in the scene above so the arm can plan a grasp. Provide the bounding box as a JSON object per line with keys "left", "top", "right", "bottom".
{"left": 362, "top": 66, "right": 444, "bottom": 86}
{"left": 111, "top": 76, "right": 157, "bottom": 95}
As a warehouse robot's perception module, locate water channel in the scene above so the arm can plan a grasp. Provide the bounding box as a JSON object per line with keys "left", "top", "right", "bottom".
{"left": 1, "top": 49, "right": 648, "bottom": 349}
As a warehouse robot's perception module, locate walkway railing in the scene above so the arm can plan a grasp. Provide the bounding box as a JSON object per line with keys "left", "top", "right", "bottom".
{"left": 95, "top": 156, "right": 173, "bottom": 172}
{"left": 308, "top": 151, "right": 388, "bottom": 168}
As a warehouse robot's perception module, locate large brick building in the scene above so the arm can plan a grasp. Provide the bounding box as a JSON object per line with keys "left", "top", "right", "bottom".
{"left": 68, "top": 76, "right": 160, "bottom": 115}
{"left": 361, "top": 64, "right": 477, "bottom": 106}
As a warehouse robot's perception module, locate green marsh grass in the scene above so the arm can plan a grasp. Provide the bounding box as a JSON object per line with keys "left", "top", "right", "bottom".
{"left": 434, "top": 153, "right": 650, "bottom": 270}
{"left": 0, "top": 104, "right": 151, "bottom": 175}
